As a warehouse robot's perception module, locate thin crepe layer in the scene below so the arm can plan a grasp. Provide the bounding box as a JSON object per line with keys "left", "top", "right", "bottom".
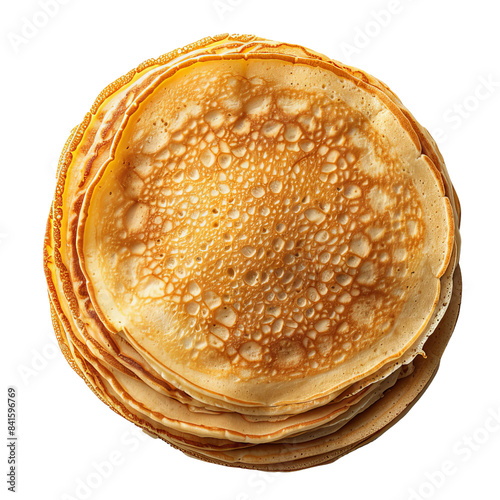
{"left": 49, "top": 36, "right": 458, "bottom": 414}
{"left": 44, "top": 34, "right": 461, "bottom": 471}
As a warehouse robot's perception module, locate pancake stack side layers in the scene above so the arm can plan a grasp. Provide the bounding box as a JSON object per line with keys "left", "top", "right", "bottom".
{"left": 44, "top": 34, "right": 461, "bottom": 471}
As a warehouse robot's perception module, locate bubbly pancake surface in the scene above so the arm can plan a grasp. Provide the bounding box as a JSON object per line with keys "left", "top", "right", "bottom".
{"left": 44, "top": 33, "right": 461, "bottom": 470}
{"left": 81, "top": 57, "right": 451, "bottom": 405}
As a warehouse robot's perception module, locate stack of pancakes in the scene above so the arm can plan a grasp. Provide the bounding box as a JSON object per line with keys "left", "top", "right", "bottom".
{"left": 44, "top": 34, "right": 461, "bottom": 471}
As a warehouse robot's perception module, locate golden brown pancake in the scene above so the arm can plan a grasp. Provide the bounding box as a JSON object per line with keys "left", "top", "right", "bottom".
{"left": 44, "top": 34, "right": 461, "bottom": 470}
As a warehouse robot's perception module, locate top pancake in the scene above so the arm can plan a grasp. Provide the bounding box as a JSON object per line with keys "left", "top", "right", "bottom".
{"left": 76, "top": 40, "right": 454, "bottom": 407}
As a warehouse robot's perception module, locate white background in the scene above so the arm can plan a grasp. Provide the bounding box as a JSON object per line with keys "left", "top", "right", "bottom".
{"left": 2, "top": 0, "right": 499, "bottom": 499}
